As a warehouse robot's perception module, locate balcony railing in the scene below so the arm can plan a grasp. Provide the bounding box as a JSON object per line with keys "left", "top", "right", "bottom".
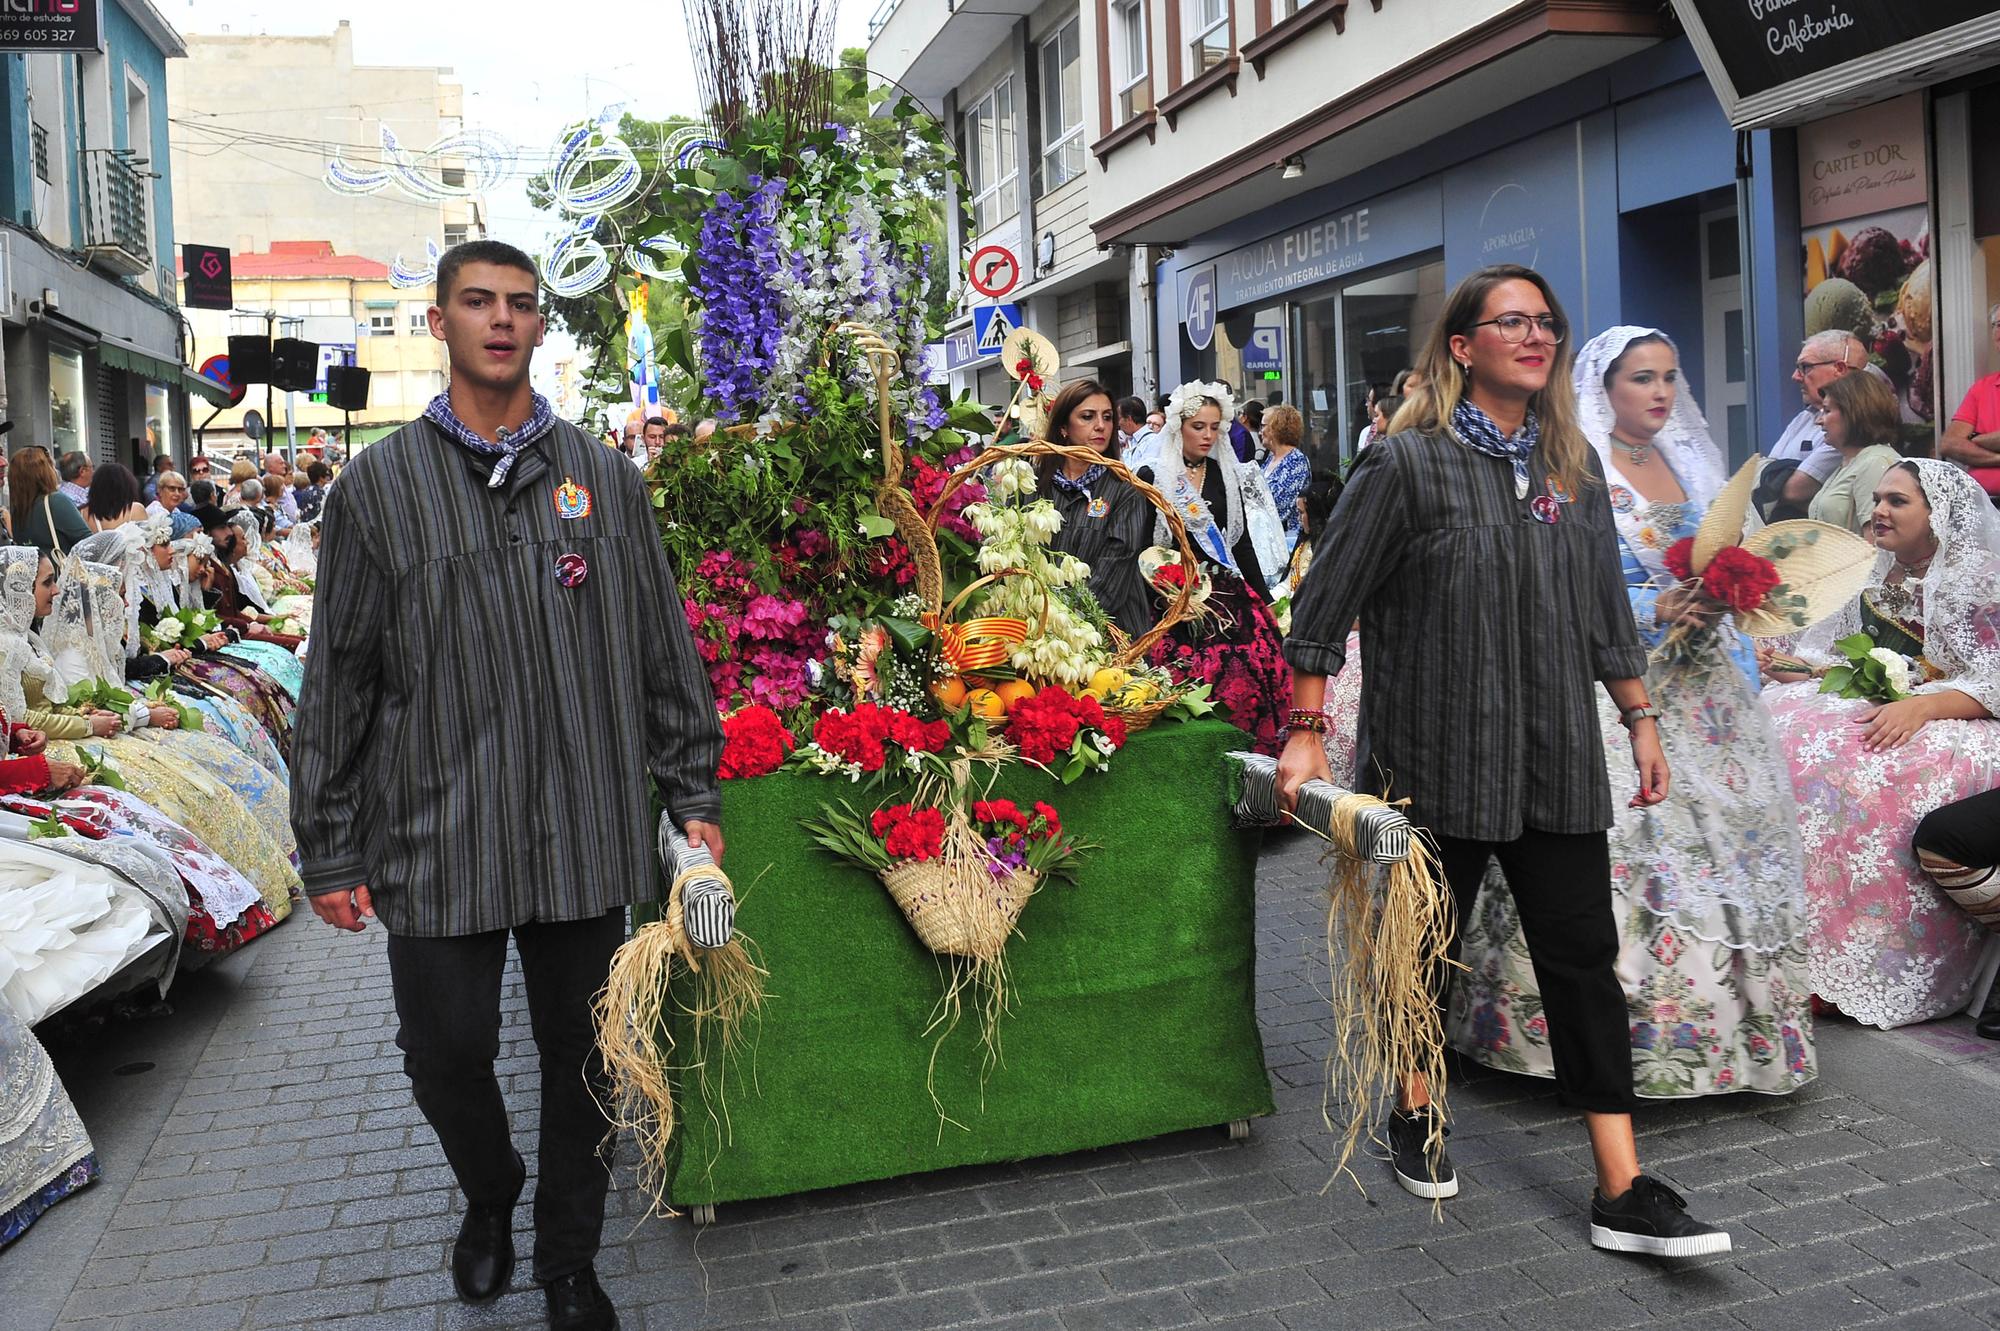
{"left": 32, "top": 123, "right": 48, "bottom": 183}
{"left": 82, "top": 150, "right": 152, "bottom": 278}
{"left": 867, "top": 0, "right": 902, "bottom": 40}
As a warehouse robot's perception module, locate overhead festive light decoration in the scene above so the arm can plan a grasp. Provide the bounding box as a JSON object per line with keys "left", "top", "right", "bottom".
{"left": 324, "top": 125, "right": 514, "bottom": 202}
{"left": 389, "top": 237, "right": 442, "bottom": 290}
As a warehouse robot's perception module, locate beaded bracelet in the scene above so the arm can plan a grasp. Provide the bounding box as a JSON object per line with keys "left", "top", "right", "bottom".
{"left": 1285, "top": 708, "right": 1329, "bottom": 735}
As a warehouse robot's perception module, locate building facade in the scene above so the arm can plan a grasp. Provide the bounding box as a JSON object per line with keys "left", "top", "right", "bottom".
{"left": 179, "top": 242, "right": 449, "bottom": 457}
{"left": 869, "top": 0, "right": 1143, "bottom": 406}
{"left": 0, "top": 0, "right": 224, "bottom": 472}
{"left": 168, "top": 21, "right": 486, "bottom": 274}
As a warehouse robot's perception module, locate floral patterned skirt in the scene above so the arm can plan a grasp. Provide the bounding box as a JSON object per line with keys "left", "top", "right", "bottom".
{"left": 1765, "top": 685, "right": 2000, "bottom": 1028}
{"left": 1327, "top": 633, "right": 1818, "bottom": 1096}
{"left": 176, "top": 657, "right": 294, "bottom": 762}
{"left": 1146, "top": 574, "right": 1289, "bottom": 756}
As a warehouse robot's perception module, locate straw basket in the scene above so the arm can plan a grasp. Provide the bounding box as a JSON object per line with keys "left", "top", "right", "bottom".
{"left": 880, "top": 858, "right": 1040, "bottom": 962}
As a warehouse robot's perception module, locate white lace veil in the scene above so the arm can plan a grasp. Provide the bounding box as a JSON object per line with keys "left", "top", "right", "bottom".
{"left": 43, "top": 553, "right": 114, "bottom": 693}
{"left": 73, "top": 524, "right": 155, "bottom": 660}
{"left": 1150, "top": 380, "right": 1290, "bottom": 589}
{"left": 1573, "top": 327, "right": 1727, "bottom": 506}
{"left": 279, "top": 518, "right": 319, "bottom": 579}
{"left": 171, "top": 532, "right": 215, "bottom": 611}
{"left": 0, "top": 547, "right": 57, "bottom": 731}
{"left": 1799, "top": 457, "right": 2000, "bottom": 712}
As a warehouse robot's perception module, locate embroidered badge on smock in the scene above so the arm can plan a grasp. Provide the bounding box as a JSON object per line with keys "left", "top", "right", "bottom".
{"left": 1530, "top": 494, "right": 1562, "bottom": 524}
{"left": 1545, "top": 475, "right": 1574, "bottom": 505}
{"left": 1608, "top": 484, "right": 1635, "bottom": 514}
{"left": 1087, "top": 496, "right": 1109, "bottom": 518}
{"left": 554, "top": 477, "right": 593, "bottom": 520}
{"left": 555, "top": 553, "right": 590, "bottom": 587}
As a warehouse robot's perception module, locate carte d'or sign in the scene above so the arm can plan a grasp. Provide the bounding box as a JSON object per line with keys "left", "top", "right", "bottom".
{"left": 1673, "top": 0, "right": 2000, "bottom": 128}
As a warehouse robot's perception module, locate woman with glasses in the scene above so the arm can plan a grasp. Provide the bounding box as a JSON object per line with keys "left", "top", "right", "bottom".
{"left": 1280, "top": 266, "right": 1732, "bottom": 1257}
{"left": 1446, "top": 327, "right": 1813, "bottom": 1101}
{"left": 145, "top": 471, "right": 189, "bottom": 521}
{"left": 1807, "top": 373, "right": 1905, "bottom": 536}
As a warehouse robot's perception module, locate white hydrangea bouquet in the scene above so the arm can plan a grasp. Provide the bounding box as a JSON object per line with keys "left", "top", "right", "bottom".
{"left": 1818, "top": 632, "right": 1918, "bottom": 702}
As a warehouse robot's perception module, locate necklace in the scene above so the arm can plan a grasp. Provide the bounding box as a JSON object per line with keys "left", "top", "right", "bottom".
{"left": 1609, "top": 435, "right": 1655, "bottom": 466}
{"left": 1897, "top": 552, "right": 1936, "bottom": 579}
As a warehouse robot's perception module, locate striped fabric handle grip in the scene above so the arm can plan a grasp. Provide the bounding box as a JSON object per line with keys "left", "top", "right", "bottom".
{"left": 1225, "top": 752, "right": 1413, "bottom": 865}
{"left": 658, "top": 815, "right": 735, "bottom": 950}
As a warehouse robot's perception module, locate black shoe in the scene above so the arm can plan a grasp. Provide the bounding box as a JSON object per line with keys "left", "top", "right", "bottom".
{"left": 545, "top": 1266, "right": 619, "bottom": 1331}
{"left": 1590, "top": 1174, "right": 1732, "bottom": 1257}
{"left": 452, "top": 1149, "right": 524, "bottom": 1305}
{"left": 1386, "top": 1106, "right": 1458, "bottom": 1199}
{"left": 1977, "top": 1011, "right": 2000, "bottom": 1040}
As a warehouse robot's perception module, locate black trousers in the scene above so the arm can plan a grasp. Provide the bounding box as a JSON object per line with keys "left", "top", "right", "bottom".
{"left": 386, "top": 910, "right": 625, "bottom": 1284}
{"left": 1433, "top": 828, "right": 1639, "bottom": 1115}
{"left": 1912, "top": 788, "right": 2000, "bottom": 868}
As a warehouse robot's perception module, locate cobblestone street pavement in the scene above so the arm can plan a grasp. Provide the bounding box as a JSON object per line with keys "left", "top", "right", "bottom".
{"left": 9, "top": 830, "right": 2000, "bottom": 1331}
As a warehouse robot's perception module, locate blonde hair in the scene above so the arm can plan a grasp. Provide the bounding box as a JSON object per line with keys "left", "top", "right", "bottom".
{"left": 229, "top": 459, "right": 257, "bottom": 485}
{"left": 1388, "top": 264, "right": 1595, "bottom": 495}
{"left": 1265, "top": 405, "right": 1304, "bottom": 450}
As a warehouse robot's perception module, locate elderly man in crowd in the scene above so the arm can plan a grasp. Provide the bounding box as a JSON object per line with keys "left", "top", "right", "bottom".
{"left": 261, "top": 453, "right": 300, "bottom": 530}
{"left": 56, "top": 452, "right": 92, "bottom": 507}
{"left": 1764, "top": 330, "right": 1870, "bottom": 516}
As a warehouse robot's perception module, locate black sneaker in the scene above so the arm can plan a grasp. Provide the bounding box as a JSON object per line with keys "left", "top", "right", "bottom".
{"left": 1387, "top": 1106, "right": 1458, "bottom": 1199}
{"left": 1590, "top": 1174, "right": 1732, "bottom": 1257}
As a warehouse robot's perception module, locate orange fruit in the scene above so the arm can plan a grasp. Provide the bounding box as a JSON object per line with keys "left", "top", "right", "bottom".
{"left": 994, "top": 680, "right": 1036, "bottom": 713}
{"left": 966, "top": 688, "right": 1006, "bottom": 720}
{"left": 932, "top": 676, "right": 969, "bottom": 709}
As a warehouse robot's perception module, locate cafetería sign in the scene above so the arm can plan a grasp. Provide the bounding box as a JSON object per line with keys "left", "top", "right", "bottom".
{"left": 1672, "top": 0, "right": 2000, "bottom": 129}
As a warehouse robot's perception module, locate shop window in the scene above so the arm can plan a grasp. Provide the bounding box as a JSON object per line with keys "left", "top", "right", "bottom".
{"left": 145, "top": 382, "right": 173, "bottom": 466}
{"left": 1111, "top": 0, "right": 1153, "bottom": 126}
{"left": 1038, "top": 20, "right": 1084, "bottom": 193}
{"left": 1183, "top": 0, "right": 1229, "bottom": 80}
{"left": 1294, "top": 257, "right": 1445, "bottom": 464}
{"left": 962, "top": 79, "right": 1019, "bottom": 237}
{"left": 50, "top": 347, "right": 88, "bottom": 455}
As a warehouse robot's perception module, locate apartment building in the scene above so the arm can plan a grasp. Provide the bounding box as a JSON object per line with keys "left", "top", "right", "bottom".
{"left": 0, "top": 0, "right": 225, "bottom": 471}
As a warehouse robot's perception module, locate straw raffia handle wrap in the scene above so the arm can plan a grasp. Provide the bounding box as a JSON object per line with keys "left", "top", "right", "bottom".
{"left": 923, "top": 441, "right": 1200, "bottom": 669}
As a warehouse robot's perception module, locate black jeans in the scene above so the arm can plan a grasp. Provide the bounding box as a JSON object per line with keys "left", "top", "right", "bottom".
{"left": 1433, "top": 828, "right": 1639, "bottom": 1115}
{"left": 387, "top": 910, "right": 625, "bottom": 1283}
{"left": 1912, "top": 788, "right": 2000, "bottom": 868}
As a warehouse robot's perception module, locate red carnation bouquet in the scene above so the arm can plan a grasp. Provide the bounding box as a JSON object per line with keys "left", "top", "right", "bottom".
{"left": 804, "top": 800, "right": 946, "bottom": 869}
{"left": 718, "top": 704, "right": 795, "bottom": 779}
{"left": 1006, "top": 686, "right": 1126, "bottom": 782}
{"left": 971, "top": 798, "right": 1090, "bottom": 882}
{"left": 792, "top": 701, "right": 953, "bottom": 781}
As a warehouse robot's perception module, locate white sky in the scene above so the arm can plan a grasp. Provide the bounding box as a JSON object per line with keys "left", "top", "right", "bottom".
{"left": 164, "top": 0, "right": 877, "bottom": 394}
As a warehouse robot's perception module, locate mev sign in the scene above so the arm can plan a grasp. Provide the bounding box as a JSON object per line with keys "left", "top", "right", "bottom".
{"left": 0, "top": 0, "right": 105, "bottom": 53}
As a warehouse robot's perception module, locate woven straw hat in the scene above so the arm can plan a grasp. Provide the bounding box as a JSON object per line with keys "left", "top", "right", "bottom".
{"left": 1733, "top": 519, "right": 1878, "bottom": 638}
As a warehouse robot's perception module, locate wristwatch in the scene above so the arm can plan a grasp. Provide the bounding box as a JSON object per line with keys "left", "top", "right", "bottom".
{"left": 1619, "top": 705, "right": 1662, "bottom": 730}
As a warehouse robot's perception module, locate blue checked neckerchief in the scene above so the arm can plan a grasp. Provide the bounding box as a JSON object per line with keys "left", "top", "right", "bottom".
{"left": 424, "top": 391, "right": 557, "bottom": 489}
{"left": 1450, "top": 398, "right": 1540, "bottom": 499}
{"left": 1049, "top": 463, "right": 1107, "bottom": 495}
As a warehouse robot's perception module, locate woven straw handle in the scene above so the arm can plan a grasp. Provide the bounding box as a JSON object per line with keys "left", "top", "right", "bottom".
{"left": 923, "top": 441, "right": 1200, "bottom": 668}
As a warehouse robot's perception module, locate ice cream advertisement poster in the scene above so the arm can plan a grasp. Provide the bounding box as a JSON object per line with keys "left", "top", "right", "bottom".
{"left": 1798, "top": 96, "right": 1933, "bottom": 443}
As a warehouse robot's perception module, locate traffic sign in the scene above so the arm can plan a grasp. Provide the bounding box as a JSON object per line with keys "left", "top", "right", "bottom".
{"left": 1183, "top": 266, "right": 1217, "bottom": 351}
{"left": 197, "top": 353, "right": 247, "bottom": 407}
{"left": 972, "top": 303, "right": 1022, "bottom": 356}
{"left": 968, "top": 244, "right": 1020, "bottom": 299}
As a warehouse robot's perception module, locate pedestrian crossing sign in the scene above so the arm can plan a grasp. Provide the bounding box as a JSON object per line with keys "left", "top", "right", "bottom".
{"left": 973, "top": 303, "right": 1023, "bottom": 356}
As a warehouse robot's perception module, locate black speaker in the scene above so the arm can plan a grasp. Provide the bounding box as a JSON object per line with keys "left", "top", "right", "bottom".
{"left": 272, "top": 337, "right": 319, "bottom": 393}
{"left": 325, "top": 365, "right": 371, "bottom": 412}
{"left": 227, "top": 334, "right": 271, "bottom": 384}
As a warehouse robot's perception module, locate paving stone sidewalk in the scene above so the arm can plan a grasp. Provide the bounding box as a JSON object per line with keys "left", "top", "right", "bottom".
{"left": 12, "top": 830, "right": 2000, "bottom": 1331}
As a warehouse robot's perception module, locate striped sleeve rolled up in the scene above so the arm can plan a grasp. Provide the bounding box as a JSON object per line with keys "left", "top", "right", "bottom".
{"left": 289, "top": 418, "right": 723, "bottom": 938}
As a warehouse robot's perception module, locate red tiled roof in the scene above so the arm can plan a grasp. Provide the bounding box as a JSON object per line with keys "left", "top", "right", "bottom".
{"left": 175, "top": 241, "right": 391, "bottom": 280}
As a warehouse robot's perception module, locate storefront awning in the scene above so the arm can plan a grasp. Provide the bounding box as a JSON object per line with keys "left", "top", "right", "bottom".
{"left": 184, "top": 368, "right": 233, "bottom": 408}
{"left": 96, "top": 338, "right": 183, "bottom": 388}
{"left": 1672, "top": 0, "right": 2000, "bottom": 129}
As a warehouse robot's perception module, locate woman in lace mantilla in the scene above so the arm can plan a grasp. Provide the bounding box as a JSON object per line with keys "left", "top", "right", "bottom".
{"left": 1762, "top": 458, "right": 2000, "bottom": 1028}
{"left": 1445, "top": 328, "right": 1815, "bottom": 1097}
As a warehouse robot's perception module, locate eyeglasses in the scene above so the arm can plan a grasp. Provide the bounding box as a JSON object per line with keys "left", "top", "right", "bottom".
{"left": 1794, "top": 358, "right": 1841, "bottom": 376}
{"left": 1467, "top": 313, "right": 1565, "bottom": 344}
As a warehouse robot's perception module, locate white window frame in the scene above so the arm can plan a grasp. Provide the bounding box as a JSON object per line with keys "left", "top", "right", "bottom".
{"left": 367, "top": 310, "right": 397, "bottom": 336}
{"left": 407, "top": 304, "right": 430, "bottom": 334}
{"left": 961, "top": 77, "right": 1019, "bottom": 239}
{"left": 1111, "top": 0, "right": 1152, "bottom": 126}
{"left": 1038, "top": 20, "right": 1084, "bottom": 193}
{"left": 1183, "top": 0, "right": 1229, "bottom": 80}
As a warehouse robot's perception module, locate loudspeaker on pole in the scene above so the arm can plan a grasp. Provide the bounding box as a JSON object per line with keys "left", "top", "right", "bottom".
{"left": 227, "top": 334, "right": 272, "bottom": 384}
{"left": 271, "top": 338, "right": 320, "bottom": 393}
{"left": 325, "top": 365, "right": 372, "bottom": 413}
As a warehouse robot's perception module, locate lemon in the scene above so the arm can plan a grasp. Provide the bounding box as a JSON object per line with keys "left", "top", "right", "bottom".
{"left": 1088, "top": 667, "right": 1128, "bottom": 696}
